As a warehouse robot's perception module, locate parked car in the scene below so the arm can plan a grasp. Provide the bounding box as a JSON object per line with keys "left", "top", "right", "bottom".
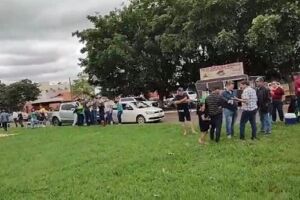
{"left": 113, "top": 101, "right": 164, "bottom": 124}
{"left": 120, "top": 97, "right": 159, "bottom": 107}
{"left": 50, "top": 102, "right": 76, "bottom": 126}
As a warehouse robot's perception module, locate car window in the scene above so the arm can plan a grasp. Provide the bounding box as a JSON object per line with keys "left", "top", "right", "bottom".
{"left": 61, "top": 104, "right": 75, "bottom": 111}
{"left": 121, "top": 103, "right": 133, "bottom": 110}
{"left": 132, "top": 102, "right": 150, "bottom": 109}
{"left": 121, "top": 98, "right": 135, "bottom": 102}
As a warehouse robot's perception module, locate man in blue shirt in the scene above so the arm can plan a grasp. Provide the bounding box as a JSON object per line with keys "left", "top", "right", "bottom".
{"left": 0, "top": 109, "right": 10, "bottom": 132}
{"left": 222, "top": 81, "right": 238, "bottom": 139}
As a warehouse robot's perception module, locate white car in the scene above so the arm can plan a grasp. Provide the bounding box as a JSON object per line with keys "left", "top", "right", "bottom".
{"left": 120, "top": 97, "right": 159, "bottom": 107}
{"left": 113, "top": 101, "right": 164, "bottom": 124}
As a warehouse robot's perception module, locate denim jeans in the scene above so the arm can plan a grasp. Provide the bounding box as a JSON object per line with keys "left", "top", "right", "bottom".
{"left": 209, "top": 113, "right": 223, "bottom": 143}
{"left": 30, "top": 119, "right": 38, "bottom": 129}
{"left": 224, "top": 108, "right": 237, "bottom": 136}
{"left": 259, "top": 111, "right": 272, "bottom": 133}
{"left": 272, "top": 100, "right": 284, "bottom": 122}
{"left": 240, "top": 109, "right": 257, "bottom": 139}
{"left": 106, "top": 111, "right": 113, "bottom": 124}
{"left": 117, "top": 111, "right": 123, "bottom": 124}
{"left": 90, "top": 109, "right": 97, "bottom": 124}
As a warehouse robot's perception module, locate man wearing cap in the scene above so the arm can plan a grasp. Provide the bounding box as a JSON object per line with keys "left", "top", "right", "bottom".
{"left": 256, "top": 77, "right": 272, "bottom": 134}
{"left": 174, "top": 87, "right": 196, "bottom": 135}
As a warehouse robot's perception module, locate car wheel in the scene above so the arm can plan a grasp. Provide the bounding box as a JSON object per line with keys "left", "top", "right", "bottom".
{"left": 52, "top": 117, "right": 61, "bottom": 126}
{"left": 136, "top": 115, "right": 146, "bottom": 124}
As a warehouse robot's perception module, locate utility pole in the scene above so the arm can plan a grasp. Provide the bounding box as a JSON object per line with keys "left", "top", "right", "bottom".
{"left": 69, "top": 77, "right": 73, "bottom": 100}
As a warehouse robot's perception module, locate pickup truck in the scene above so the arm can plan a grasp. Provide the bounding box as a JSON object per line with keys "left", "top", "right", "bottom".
{"left": 50, "top": 102, "right": 77, "bottom": 126}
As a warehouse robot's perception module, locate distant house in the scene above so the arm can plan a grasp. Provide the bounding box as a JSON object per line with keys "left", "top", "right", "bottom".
{"left": 24, "top": 91, "right": 75, "bottom": 112}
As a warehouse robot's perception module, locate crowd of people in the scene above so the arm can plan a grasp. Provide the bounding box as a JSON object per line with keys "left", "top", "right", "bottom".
{"left": 71, "top": 97, "right": 123, "bottom": 126}
{"left": 1, "top": 74, "right": 300, "bottom": 137}
{"left": 175, "top": 76, "right": 298, "bottom": 144}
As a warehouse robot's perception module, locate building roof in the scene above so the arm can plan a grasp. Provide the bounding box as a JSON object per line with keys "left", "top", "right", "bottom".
{"left": 31, "top": 91, "right": 72, "bottom": 105}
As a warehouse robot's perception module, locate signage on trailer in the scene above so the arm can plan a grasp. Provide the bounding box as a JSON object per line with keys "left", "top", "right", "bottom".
{"left": 200, "top": 62, "right": 244, "bottom": 81}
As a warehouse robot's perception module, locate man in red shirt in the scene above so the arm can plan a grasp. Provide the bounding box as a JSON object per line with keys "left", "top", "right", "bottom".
{"left": 293, "top": 73, "right": 300, "bottom": 113}
{"left": 270, "top": 82, "right": 285, "bottom": 122}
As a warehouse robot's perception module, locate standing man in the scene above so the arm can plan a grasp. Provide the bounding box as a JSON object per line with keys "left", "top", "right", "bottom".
{"left": 116, "top": 98, "right": 123, "bottom": 124}
{"left": 235, "top": 81, "right": 258, "bottom": 140}
{"left": 293, "top": 73, "right": 300, "bottom": 115}
{"left": 12, "top": 111, "right": 18, "bottom": 127}
{"left": 174, "top": 87, "right": 196, "bottom": 135}
{"left": 256, "top": 77, "right": 272, "bottom": 134}
{"left": 18, "top": 112, "right": 24, "bottom": 127}
{"left": 205, "top": 87, "right": 224, "bottom": 143}
{"left": 222, "top": 81, "right": 238, "bottom": 139}
{"left": 270, "top": 82, "right": 284, "bottom": 122}
{"left": 0, "top": 109, "right": 10, "bottom": 132}
{"left": 30, "top": 109, "right": 38, "bottom": 129}
{"left": 91, "top": 97, "right": 98, "bottom": 125}
{"left": 76, "top": 100, "right": 85, "bottom": 126}
{"left": 83, "top": 99, "right": 91, "bottom": 126}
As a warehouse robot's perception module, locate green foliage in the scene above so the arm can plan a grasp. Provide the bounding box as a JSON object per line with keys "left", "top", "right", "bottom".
{"left": 0, "top": 123, "right": 299, "bottom": 199}
{"left": 0, "top": 79, "right": 40, "bottom": 111}
{"left": 74, "top": 0, "right": 300, "bottom": 96}
{"left": 71, "top": 73, "right": 95, "bottom": 98}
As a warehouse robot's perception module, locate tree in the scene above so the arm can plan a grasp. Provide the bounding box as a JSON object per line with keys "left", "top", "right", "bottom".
{"left": 74, "top": 0, "right": 300, "bottom": 99}
{"left": 0, "top": 79, "right": 40, "bottom": 112}
{"left": 71, "top": 73, "right": 95, "bottom": 99}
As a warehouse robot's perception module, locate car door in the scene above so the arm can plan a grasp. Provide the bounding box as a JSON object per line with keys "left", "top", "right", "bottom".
{"left": 123, "top": 103, "right": 137, "bottom": 123}
{"left": 60, "top": 103, "right": 75, "bottom": 122}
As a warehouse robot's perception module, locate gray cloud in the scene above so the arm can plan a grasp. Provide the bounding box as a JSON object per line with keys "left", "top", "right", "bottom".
{"left": 0, "top": 0, "right": 127, "bottom": 83}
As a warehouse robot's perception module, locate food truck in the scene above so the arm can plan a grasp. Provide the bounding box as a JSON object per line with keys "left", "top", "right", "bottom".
{"left": 195, "top": 62, "right": 251, "bottom": 99}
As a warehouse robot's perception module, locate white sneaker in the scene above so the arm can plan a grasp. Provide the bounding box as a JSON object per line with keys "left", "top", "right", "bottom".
{"left": 227, "top": 135, "right": 232, "bottom": 139}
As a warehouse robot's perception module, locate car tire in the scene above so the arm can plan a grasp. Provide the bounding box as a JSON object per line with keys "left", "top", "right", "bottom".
{"left": 52, "top": 117, "right": 62, "bottom": 126}
{"left": 136, "top": 115, "right": 146, "bottom": 124}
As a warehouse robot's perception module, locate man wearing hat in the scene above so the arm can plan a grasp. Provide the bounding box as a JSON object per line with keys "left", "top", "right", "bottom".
{"left": 256, "top": 77, "right": 272, "bottom": 134}
{"left": 174, "top": 87, "right": 196, "bottom": 135}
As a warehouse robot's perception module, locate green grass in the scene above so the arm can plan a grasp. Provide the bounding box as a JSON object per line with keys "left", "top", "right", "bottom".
{"left": 0, "top": 123, "right": 299, "bottom": 200}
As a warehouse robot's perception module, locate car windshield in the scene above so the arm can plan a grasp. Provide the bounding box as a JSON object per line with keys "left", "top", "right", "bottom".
{"left": 132, "top": 101, "right": 150, "bottom": 108}
{"left": 134, "top": 97, "right": 147, "bottom": 101}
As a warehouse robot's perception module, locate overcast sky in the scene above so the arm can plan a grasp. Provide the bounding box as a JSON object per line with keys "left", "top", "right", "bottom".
{"left": 0, "top": 0, "right": 126, "bottom": 83}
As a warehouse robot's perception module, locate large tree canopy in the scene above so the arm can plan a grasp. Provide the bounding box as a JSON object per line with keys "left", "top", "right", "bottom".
{"left": 0, "top": 79, "right": 40, "bottom": 112}
{"left": 74, "top": 0, "right": 300, "bottom": 97}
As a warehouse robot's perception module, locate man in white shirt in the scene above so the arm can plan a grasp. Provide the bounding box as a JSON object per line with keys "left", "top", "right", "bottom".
{"left": 12, "top": 111, "right": 18, "bottom": 127}
{"left": 235, "top": 81, "right": 258, "bottom": 140}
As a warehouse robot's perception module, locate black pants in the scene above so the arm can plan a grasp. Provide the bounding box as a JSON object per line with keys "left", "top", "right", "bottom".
{"left": 272, "top": 100, "right": 284, "bottom": 122}
{"left": 209, "top": 114, "right": 223, "bottom": 143}
{"left": 84, "top": 109, "right": 91, "bottom": 126}
{"left": 13, "top": 118, "right": 18, "bottom": 127}
{"left": 77, "top": 114, "right": 84, "bottom": 126}
{"left": 18, "top": 119, "right": 24, "bottom": 127}
{"left": 2, "top": 122, "right": 8, "bottom": 131}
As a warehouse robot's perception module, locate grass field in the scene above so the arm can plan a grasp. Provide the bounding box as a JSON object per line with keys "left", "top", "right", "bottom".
{"left": 0, "top": 123, "right": 299, "bottom": 200}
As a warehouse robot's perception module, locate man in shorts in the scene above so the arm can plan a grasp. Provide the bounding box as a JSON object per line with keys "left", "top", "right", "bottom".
{"left": 174, "top": 87, "right": 196, "bottom": 135}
